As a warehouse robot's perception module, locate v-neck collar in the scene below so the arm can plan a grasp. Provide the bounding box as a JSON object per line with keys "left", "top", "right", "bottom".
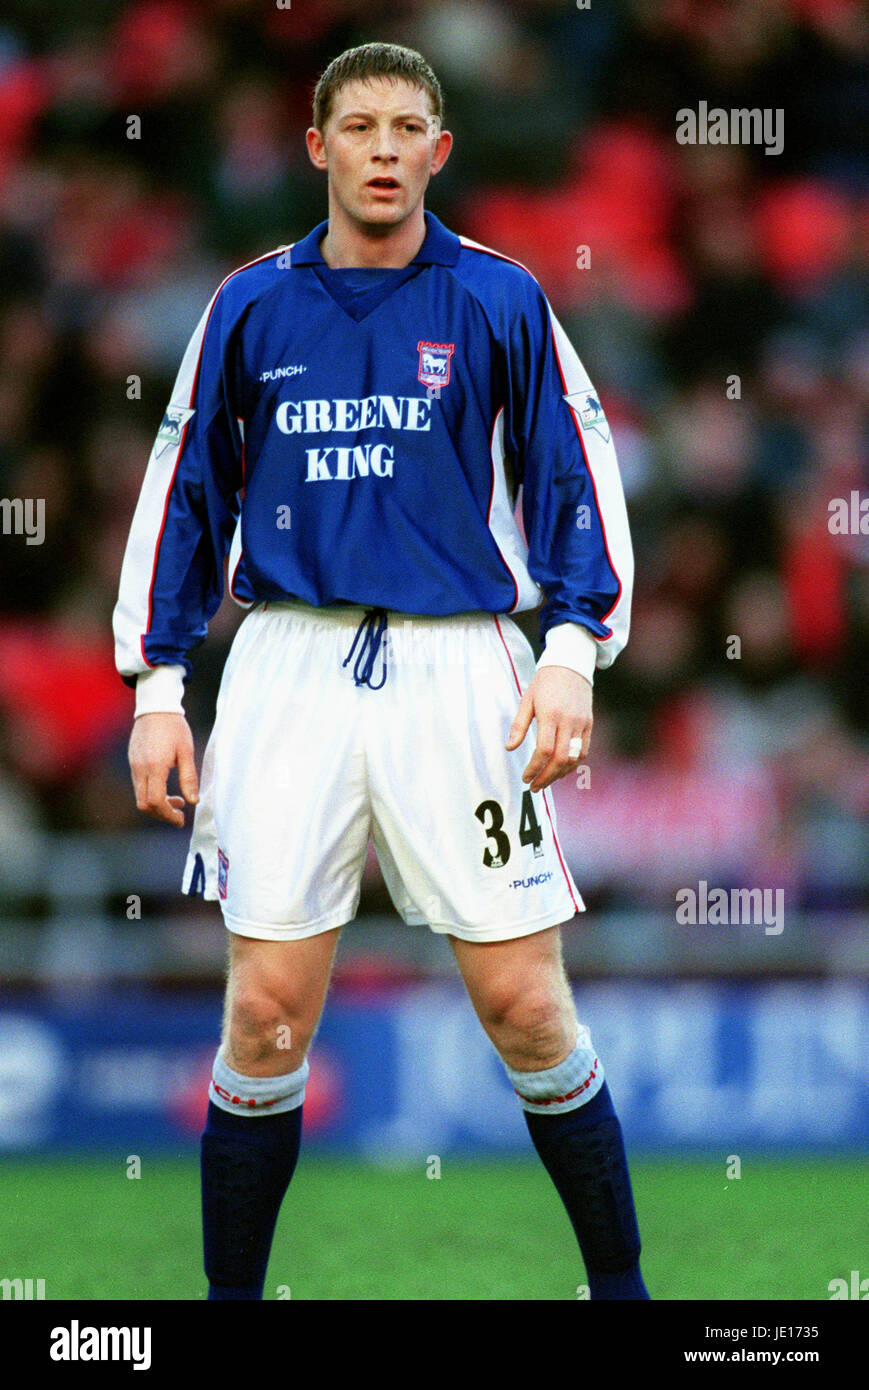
{"left": 311, "top": 263, "right": 421, "bottom": 322}
{"left": 288, "top": 211, "right": 460, "bottom": 322}
{"left": 290, "top": 210, "right": 461, "bottom": 269}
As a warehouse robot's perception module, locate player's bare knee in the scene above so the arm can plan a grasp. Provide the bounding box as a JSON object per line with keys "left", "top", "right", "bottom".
{"left": 493, "top": 985, "right": 575, "bottom": 1070}
{"left": 474, "top": 973, "right": 523, "bottom": 1032}
{"left": 225, "top": 984, "right": 308, "bottom": 1067}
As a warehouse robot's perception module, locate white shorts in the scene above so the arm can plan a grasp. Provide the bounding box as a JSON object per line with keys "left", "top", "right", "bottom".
{"left": 182, "top": 601, "right": 583, "bottom": 942}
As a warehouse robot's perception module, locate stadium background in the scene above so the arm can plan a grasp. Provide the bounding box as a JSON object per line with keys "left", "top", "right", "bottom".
{"left": 0, "top": 0, "right": 866, "bottom": 1299}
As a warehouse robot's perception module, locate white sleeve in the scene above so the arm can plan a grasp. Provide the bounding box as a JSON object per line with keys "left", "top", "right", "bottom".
{"left": 536, "top": 621, "right": 598, "bottom": 684}
{"left": 134, "top": 664, "right": 187, "bottom": 717}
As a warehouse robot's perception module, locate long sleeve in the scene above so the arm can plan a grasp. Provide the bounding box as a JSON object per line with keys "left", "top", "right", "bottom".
{"left": 505, "top": 282, "right": 633, "bottom": 674}
{"left": 113, "top": 283, "right": 244, "bottom": 689}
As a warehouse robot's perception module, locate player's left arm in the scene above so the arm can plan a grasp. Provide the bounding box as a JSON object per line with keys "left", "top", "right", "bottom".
{"left": 506, "top": 664, "right": 592, "bottom": 793}
{"left": 504, "top": 281, "right": 634, "bottom": 791}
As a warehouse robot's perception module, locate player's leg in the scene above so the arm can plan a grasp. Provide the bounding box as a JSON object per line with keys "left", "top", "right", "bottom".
{"left": 221, "top": 929, "right": 340, "bottom": 1075}
{"left": 184, "top": 603, "right": 375, "bottom": 1298}
{"left": 201, "top": 928, "right": 341, "bottom": 1301}
{"left": 448, "top": 924, "right": 576, "bottom": 1069}
{"left": 449, "top": 925, "right": 649, "bottom": 1300}
{"left": 365, "top": 610, "right": 647, "bottom": 1297}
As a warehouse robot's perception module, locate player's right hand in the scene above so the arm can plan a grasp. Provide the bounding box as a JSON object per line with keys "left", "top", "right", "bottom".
{"left": 128, "top": 712, "right": 199, "bottom": 827}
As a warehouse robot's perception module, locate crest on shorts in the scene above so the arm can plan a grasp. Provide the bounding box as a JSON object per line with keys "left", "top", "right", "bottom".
{"left": 564, "top": 390, "right": 610, "bottom": 443}
{"left": 217, "top": 848, "right": 229, "bottom": 900}
{"left": 155, "top": 405, "right": 195, "bottom": 457}
{"left": 417, "top": 341, "right": 455, "bottom": 390}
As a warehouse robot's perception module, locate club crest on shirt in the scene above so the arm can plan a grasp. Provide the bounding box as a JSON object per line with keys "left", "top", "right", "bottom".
{"left": 217, "top": 848, "right": 229, "bottom": 899}
{"left": 417, "top": 341, "right": 455, "bottom": 390}
{"left": 155, "top": 405, "right": 195, "bottom": 457}
{"left": 564, "top": 390, "right": 610, "bottom": 443}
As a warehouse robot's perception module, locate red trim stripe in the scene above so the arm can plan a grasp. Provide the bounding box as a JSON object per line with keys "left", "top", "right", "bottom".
{"left": 493, "top": 615, "right": 581, "bottom": 914}
{"left": 549, "top": 324, "right": 621, "bottom": 631}
{"left": 458, "top": 235, "right": 533, "bottom": 275}
{"left": 540, "top": 784, "right": 581, "bottom": 915}
{"left": 461, "top": 234, "right": 621, "bottom": 640}
{"left": 514, "top": 1057, "right": 599, "bottom": 1107}
{"left": 237, "top": 416, "right": 246, "bottom": 486}
{"left": 143, "top": 245, "right": 288, "bottom": 647}
{"left": 229, "top": 541, "right": 248, "bottom": 603}
{"left": 145, "top": 415, "right": 196, "bottom": 639}
{"left": 486, "top": 406, "right": 519, "bottom": 612}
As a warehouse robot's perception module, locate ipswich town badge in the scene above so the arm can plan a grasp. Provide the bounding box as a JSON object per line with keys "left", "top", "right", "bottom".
{"left": 217, "top": 848, "right": 229, "bottom": 900}
{"left": 417, "top": 341, "right": 455, "bottom": 390}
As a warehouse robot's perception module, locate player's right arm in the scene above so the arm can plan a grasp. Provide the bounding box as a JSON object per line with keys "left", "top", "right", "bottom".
{"left": 113, "top": 278, "right": 245, "bottom": 823}
{"left": 128, "top": 712, "right": 198, "bottom": 827}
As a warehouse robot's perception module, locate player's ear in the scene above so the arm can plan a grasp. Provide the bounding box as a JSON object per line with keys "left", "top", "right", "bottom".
{"left": 429, "top": 128, "right": 452, "bottom": 177}
{"left": 306, "top": 126, "right": 328, "bottom": 171}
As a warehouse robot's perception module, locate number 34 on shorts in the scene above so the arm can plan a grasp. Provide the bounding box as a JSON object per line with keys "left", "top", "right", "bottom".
{"left": 476, "top": 790, "right": 545, "bottom": 869}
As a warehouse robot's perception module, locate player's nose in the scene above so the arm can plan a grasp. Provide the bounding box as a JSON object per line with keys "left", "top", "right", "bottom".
{"left": 370, "top": 126, "right": 399, "bottom": 159}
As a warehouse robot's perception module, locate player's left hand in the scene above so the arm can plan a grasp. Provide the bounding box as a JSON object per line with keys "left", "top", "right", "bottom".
{"left": 505, "top": 666, "right": 592, "bottom": 793}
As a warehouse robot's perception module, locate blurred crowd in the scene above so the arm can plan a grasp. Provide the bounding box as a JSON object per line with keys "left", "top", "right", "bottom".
{"left": 0, "top": 0, "right": 867, "bottom": 917}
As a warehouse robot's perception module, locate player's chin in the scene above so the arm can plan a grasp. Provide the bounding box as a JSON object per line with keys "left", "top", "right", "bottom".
{"left": 360, "top": 200, "right": 407, "bottom": 226}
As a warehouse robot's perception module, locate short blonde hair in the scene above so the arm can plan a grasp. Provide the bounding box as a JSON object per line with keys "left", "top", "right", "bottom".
{"left": 313, "top": 42, "right": 443, "bottom": 132}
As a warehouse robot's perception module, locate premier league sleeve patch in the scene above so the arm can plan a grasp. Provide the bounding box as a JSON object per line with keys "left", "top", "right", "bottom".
{"left": 417, "top": 341, "right": 455, "bottom": 389}
{"left": 564, "top": 390, "right": 610, "bottom": 443}
{"left": 154, "top": 405, "right": 196, "bottom": 457}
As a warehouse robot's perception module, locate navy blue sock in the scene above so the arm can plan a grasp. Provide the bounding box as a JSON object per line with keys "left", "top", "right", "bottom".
{"left": 201, "top": 1100, "right": 302, "bottom": 1300}
{"left": 524, "top": 1081, "right": 649, "bottom": 1300}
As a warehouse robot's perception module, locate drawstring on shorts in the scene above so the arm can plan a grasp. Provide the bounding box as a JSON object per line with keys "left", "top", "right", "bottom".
{"left": 342, "top": 607, "right": 389, "bottom": 689}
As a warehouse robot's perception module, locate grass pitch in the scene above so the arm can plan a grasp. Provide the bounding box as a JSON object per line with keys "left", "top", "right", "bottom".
{"left": 0, "top": 1154, "right": 863, "bottom": 1300}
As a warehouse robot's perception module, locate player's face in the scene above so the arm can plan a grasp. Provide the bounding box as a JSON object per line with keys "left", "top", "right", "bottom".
{"left": 307, "top": 78, "right": 451, "bottom": 232}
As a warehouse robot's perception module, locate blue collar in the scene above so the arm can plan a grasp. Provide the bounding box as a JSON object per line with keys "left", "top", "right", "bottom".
{"left": 288, "top": 210, "right": 460, "bottom": 268}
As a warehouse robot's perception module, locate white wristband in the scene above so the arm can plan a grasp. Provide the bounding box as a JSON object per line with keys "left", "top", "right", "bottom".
{"left": 535, "top": 622, "right": 597, "bottom": 685}
{"left": 134, "top": 664, "right": 187, "bottom": 717}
